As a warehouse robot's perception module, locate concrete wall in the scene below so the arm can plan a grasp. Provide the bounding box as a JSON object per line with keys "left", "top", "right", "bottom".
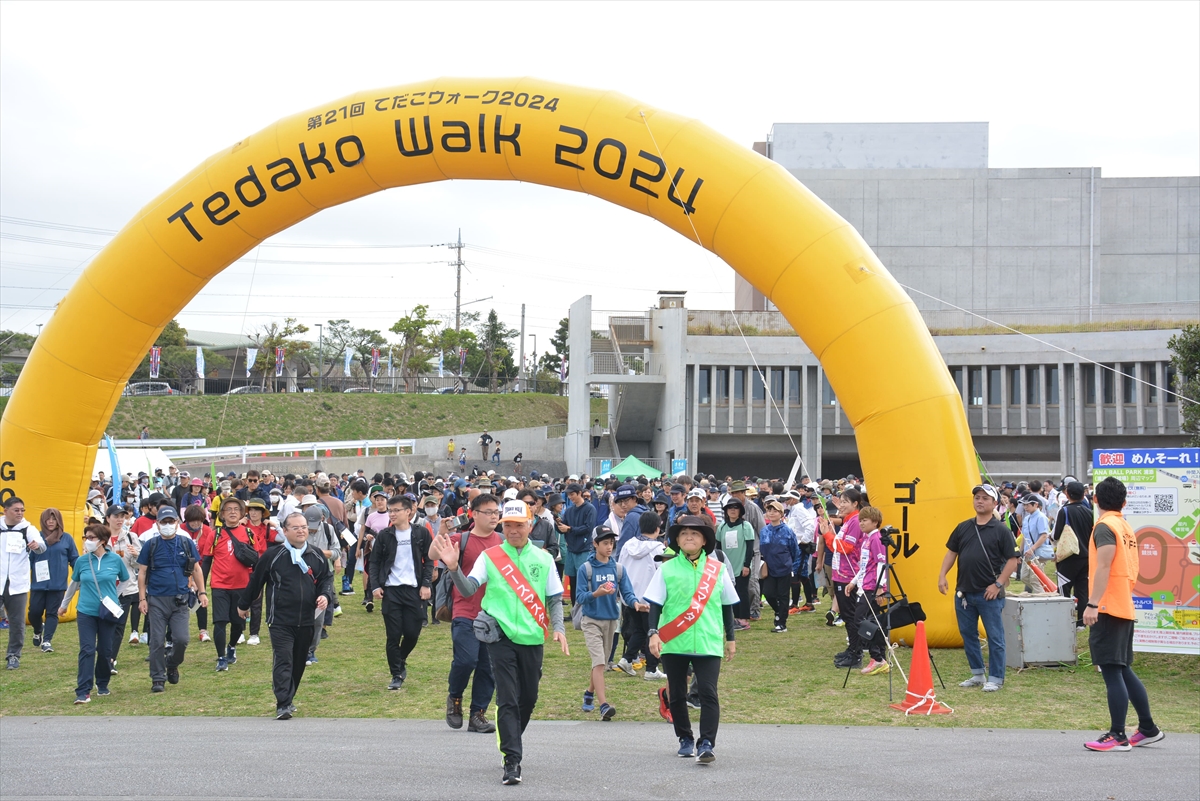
{"left": 770, "top": 122, "right": 989, "bottom": 170}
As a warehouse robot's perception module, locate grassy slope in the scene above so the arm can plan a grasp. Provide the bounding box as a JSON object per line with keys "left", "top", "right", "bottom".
{"left": 3, "top": 589, "right": 1196, "bottom": 731}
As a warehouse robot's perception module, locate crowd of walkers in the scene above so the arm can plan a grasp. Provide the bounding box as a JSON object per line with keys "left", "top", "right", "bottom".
{"left": 0, "top": 462, "right": 1165, "bottom": 783}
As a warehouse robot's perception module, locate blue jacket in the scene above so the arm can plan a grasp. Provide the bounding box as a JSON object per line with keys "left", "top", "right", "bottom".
{"left": 667, "top": 503, "right": 686, "bottom": 526}
{"left": 30, "top": 535, "right": 78, "bottom": 591}
{"left": 615, "top": 503, "right": 649, "bottom": 559}
{"left": 576, "top": 555, "right": 639, "bottom": 621}
{"left": 760, "top": 521, "right": 802, "bottom": 577}
{"left": 562, "top": 501, "right": 597, "bottom": 554}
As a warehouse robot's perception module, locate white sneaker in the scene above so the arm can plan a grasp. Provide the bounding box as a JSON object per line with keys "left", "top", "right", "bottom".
{"left": 247, "top": 635, "right": 261, "bottom": 646}
{"left": 982, "top": 681, "right": 1001, "bottom": 692}
{"left": 615, "top": 658, "right": 636, "bottom": 676}
{"left": 643, "top": 669, "right": 667, "bottom": 680}
{"left": 236, "top": 633, "right": 246, "bottom": 644}
{"left": 129, "top": 632, "right": 140, "bottom": 645}
{"left": 139, "top": 632, "right": 148, "bottom": 644}
{"left": 333, "top": 606, "right": 343, "bottom": 618}
{"left": 959, "top": 675, "right": 986, "bottom": 688}
{"left": 198, "top": 630, "right": 210, "bottom": 643}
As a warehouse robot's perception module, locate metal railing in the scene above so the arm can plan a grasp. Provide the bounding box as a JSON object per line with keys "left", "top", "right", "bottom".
{"left": 162, "top": 438, "right": 417, "bottom": 464}
{"left": 545, "top": 424, "right": 567, "bottom": 439}
{"left": 588, "top": 352, "right": 658, "bottom": 376}
{"left": 102, "top": 438, "right": 207, "bottom": 448}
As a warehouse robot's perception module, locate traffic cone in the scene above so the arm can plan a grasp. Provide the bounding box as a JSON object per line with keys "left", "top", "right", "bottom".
{"left": 890, "top": 621, "right": 953, "bottom": 715}
{"left": 1028, "top": 561, "right": 1057, "bottom": 592}
{"left": 357, "top": 448, "right": 363, "bottom": 456}
{"left": 325, "top": 449, "right": 332, "bottom": 457}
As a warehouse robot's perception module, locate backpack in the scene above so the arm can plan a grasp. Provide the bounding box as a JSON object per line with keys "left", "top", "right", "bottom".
{"left": 434, "top": 529, "right": 469, "bottom": 622}
{"left": 147, "top": 535, "right": 197, "bottom": 577}
{"left": 571, "top": 561, "right": 626, "bottom": 630}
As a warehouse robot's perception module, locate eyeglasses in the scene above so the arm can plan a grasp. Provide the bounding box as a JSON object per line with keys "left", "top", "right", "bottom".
{"left": 475, "top": 508, "right": 500, "bottom": 516}
{"left": 83, "top": 535, "right": 101, "bottom": 541}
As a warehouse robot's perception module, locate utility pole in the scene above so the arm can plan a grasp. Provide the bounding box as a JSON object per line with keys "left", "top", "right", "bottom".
{"left": 519, "top": 303, "right": 526, "bottom": 393}
{"left": 316, "top": 323, "right": 323, "bottom": 394}
{"left": 454, "top": 228, "right": 463, "bottom": 332}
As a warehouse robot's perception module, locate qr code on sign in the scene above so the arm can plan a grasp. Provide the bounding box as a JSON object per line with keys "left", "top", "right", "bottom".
{"left": 1153, "top": 493, "right": 1175, "bottom": 514}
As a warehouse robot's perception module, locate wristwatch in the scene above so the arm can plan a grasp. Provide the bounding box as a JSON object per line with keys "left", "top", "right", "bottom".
{"left": 648, "top": 628, "right": 659, "bottom": 638}
{"left": 994, "top": 581, "right": 1004, "bottom": 589}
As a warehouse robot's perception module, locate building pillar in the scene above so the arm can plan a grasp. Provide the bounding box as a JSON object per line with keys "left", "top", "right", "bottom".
{"left": 1135, "top": 362, "right": 1146, "bottom": 434}
{"left": 565, "top": 296, "right": 592, "bottom": 475}
{"left": 1157, "top": 360, "right": 1167, "bottom": 434}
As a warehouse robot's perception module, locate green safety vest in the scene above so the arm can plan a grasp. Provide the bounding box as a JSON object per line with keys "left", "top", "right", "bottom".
{"left": 659, "top": 552, "right": 725, "bottom": 658}
{"left": 480, "top": 541, "right": 557, "bottom": 646}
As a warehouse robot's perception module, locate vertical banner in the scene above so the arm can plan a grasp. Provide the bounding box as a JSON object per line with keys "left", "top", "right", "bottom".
{"left": 370, "top": 348, "right": 380, "bottom": 378}
{"left": 245, "top": 348, "right": 258, "bottom": 379}
{"left": 1092, "top": 447, "right": 1200, "bottom": 655}
{"left": 387, "top": 351, "right": 393, "bottom": 377}
{"left": 458, "top": 347, "right": 467, "bottom": 375}
{"left": 671, "top": 458, "right": 688, "bottom": 476}
{"left": 103, "top": 434, "right": 121, "bottom": 507}
{"left": 149, "top": 347, "right": 161, "bottom": 379}
{"left": 560, "top": 358, "right": 568, "bottom": 381}
{"left": 275, "top": 346, "right": 285, "bottom": 377}
{"left": 343, "top": 350, "right": 353, "bottom": 377}
{"left": 438, "top": 350, "right": 444, "bottom": 378}
{"left": 195, "top": 345, "right": 205, "bottom": 376}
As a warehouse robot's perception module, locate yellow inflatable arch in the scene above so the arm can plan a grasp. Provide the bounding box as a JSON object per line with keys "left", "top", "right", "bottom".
{"left": 0, "top": 78, "right": 977, "bottom": 645}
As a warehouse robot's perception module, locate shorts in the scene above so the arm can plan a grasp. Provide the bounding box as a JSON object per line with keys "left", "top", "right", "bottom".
{"left": 209, "top": 587, "right": 244, "bottom": 625}
{"left": 1089, "top": 612, "right": 1135, "bottom": 667}
{"left": 581, "top": 616, "right": 618, "bottom": 668}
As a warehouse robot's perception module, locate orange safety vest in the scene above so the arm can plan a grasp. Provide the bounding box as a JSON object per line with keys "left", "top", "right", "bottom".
{"left": 1087, "top": 510, "right": 1138, "bottom": 620}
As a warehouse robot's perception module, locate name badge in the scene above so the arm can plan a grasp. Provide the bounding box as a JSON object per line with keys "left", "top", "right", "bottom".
{"left": 35, "top": 560, "right": 50, "bottom": 583}
{"left": 101, "top": 595, "right": 124, "bottom": 619}
{"left": 6, "top": 532, "right": 24, "bottom": 554}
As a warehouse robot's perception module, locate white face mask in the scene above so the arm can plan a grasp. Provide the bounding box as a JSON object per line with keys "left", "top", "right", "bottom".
{"left": 84, "top": 539, "right": 101, "bottom": 553}
{"left": 159, "top": 522, "right": 177, "bottom": 538}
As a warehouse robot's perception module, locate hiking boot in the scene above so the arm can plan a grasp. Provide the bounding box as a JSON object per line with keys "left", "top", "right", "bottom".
{"left": 1084, "top": 732, "right": 1130, "bottom": 752}
{"left": 1129, "top": 729, "right": 1165, "bottom": 747}
{"left": 446, "top": 695, "right": 464, "bottom": 729}
{"left": 167, "top": 666, "right": 180, "bottom": 684}
{"left": 501, "top": 758, "right": 522, "bottom": 785}
{"left": 468, "top": 710, "right": 496, "bottom": 733}
{"left": 658, "top": 687, "right": 673, "bottom": 722}
{"left": 958, "top": 675, "right": 986, "bottom": 688}
{"left": 582, "top": 690, "right": 595, "bottom": 712}
{"left": 615, "top": 658, "right": 636, "bottom": 676}
{"left": 677, "top": 737, "right": 695, "bottom": 757}
{"left": 151, "top": 681, "right": 165, "bottom": 693}
{"left": 696, "top": 739, "right": 715, "bottom": 764}
{"left": 599, "top": 702, "right": 616, "bottom": 721}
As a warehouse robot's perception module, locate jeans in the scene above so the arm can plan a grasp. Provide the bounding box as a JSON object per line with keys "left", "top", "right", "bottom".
{"left": 954, "top": 590, "right": 1006, "bottom": 684}
{"left": 382, "top": 584, "right": 424, "bottom": 678}
{"left": 269, "top": 624, "right": 312, "bottom": 708}
{"left": 448, "top": 617, "right": 495, "bottom": 714}
{"left": 75, "top": 612, "right": 116, "bottom": 697}
{"left": 662, "top": 653, "right": 721, "bottom": 745}
{"left": 28, "top": 589, "right": 65, "bottom": 643}
{"left": 2, "top": 585, "right": 27, "bottom": 658}
{"left": 490, "top": 635, "right": 543, "bottom": 763}
{"left": 147, "top": 595, "right": 191, "bottom": 682}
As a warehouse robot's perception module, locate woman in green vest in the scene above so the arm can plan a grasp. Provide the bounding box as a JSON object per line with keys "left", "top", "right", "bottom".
{"left": 646, "top": 514, "right": 739, "bottom": 765}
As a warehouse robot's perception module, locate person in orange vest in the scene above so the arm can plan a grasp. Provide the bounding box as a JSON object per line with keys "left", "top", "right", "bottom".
{"left": 1082, "top": 477, "right": 1164, "bottom": 753}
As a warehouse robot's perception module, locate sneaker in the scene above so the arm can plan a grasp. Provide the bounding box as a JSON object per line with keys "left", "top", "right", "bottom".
{"left": 333, "top": 606, "right": 343, "bottom": 618}
{"left": 834, "top": 655, "right": 862, "bottom": 669}
{"left": 1084, "top": 732, "right": 1131, "bottom": 752}
{"left": 41, "top": 641, "right": 53, "bottom": 653}
{"left": 247, "top": 635, "right": 261, "bottom": 646}
{"left": 387, "top": 676, "right": 404, "bottom": 691}
{"left": 826, "top": 610, "right": 837, "bottom": 627}
{"left": 771, "top": 625, "right": 788, "bottom": 633}
{"left": 341, "top": 579, "right": 354, "bottom": 595}
{"left": 129, "top": 632, "right": 140, "bottom": 645}
{"left": 599, "top": 702, "right": 616, "bottom": 721}
{"left": 225, "top": 646, "right": 236, "bottom": 664}
{"left": 501, "top": 758, "right": 522, "bottom": 785}
{"left": 139, "top": 632, "right": 148, "bottom": 644}
{"left": 365, "top": 601, "right": 374, "bottom": 613}
{"left": 167, "top": 666, "right": 179, "bottom": 684}
{"left": 74, "top": 694, "right": 90, "bottom": 705}
{"left": 446, "top": 695, "right": 464, "bottom": 729}
{"left": 151, "top": 681, "right": 165, "bottom": 693}
{"left": 608, "top": 662, "right": 621, "bottom": 672}
{"left": 275, "top": 706, "right": 293, "bottom": 720}
{"left": 468, "top": 710, "right": 496, "bottom": 733}
{"left": 658, "top": 687, "right": 673, "bottom": 722}
{"left": 788, "top": 606, "right": 800, "bottom": 615}
{"left": 320, "top": 628, "right": 329, "bottom": 640}
{"left": 799, "top": 604, "right": 815, "bottom": 612}
{"left": 862, "top": 659, "right": 889, "bottom": 676}
{"left": 686, "top": 695, "right": 701, "bottom": 710}
{"left": 696, "top": 738, "right": 715, "bottom": 764}
{"left": 959, "top": 675, "right": 986, "bottom": 688}
{"left": 749, "top": 611, "right": 761, "bottom": 620}
{"left": 677, "top": 737, "right": 695, "bottom": 758}
{"left": 833, "top": 618, "right": 845, "bottom": 627}
{"left": 6, "top": 656, "right": 18, "bottom": 670}
{"left": 615, "top": 658, "right": 636, "bottom": 676}
{"left": 733, "top": 621, "right": 751, "bottom": 631}
{"left": 631, "top": 658, "right": 646, "bottom": 670}
{"left": 198, "top": 630, "right": 210, "bottom": 643}
{"left": 1129, "top": 729, "right": 1165, "bottom": 747}
{"left": 109, "top": 661, "right": 117, "bottom": 674}
{"left": 305, "top": 652, "right": 317, "bottom": 666}
{"left": 982, "top": 681, "right": 1001, "bottom": 692}
{"left": 236, "top": 633, "right": 246, "bottom": 644}
{"left": 0, "top": 619, "right": 8, "bottom": 629}
{"left": 644, "top": 669, "right": 667, "bottom": 680}
{"left": 216, "top": 657, "right": 229, "bottom": 672}
{"left": 95, "top": 687, "right": 111, "bottom": 697}
{"left": 32, "top": 633, "right": 41, "bottom": 647}
{"left": 582, "top": 690, "right": 595, "bottom": 712}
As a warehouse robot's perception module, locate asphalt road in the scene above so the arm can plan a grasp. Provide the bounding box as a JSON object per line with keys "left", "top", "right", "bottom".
{"left": 0, "top": 717, "right": 1195, "bottom": 800}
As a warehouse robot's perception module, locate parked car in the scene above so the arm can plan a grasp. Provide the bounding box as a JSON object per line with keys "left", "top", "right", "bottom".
{"left": 125, "top": 382, "right": 173, "bottom": 396}
{"left": 343, "top": 387, "right": 381, "bottom": 394}
{"left": 226, "top": 385, "right": 268, "bottom": 395}
{"left": 434, "top": 386, "right": 463, "bottom": 395}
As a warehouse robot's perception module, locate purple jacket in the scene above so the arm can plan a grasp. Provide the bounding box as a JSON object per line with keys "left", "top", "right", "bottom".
{"left": 854, "top": 529, "right": 889, "bottom": 592}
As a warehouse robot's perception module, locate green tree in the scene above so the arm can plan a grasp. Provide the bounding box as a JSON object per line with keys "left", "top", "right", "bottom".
{"left": 538, "top": 317, "right": 569, "bottom": 376}
{"left": 321, "top": 319, "right": 386, "bottom": 378}
{"left": 1168, "top": 323, "right": 1200, "bottom": 446}
{"left": 249, "top": 318, "right": 312, "bottom": 391}
{"left": 432, "top": 321, "right": 479, "bottom": 392}
{"left": 0, "top": 330, "right": 37, "bottom": 380}
{"left": 129, "top": 319, "right": 228, "bottom": 388}
{"left": 475, "top": 309, "right": 518, "bottom": 392}
{"left": 389, "top": 305, "right": 440, "bottom": 392}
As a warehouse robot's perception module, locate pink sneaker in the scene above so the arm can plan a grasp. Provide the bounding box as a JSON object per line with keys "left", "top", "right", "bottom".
{"left": 1084, "top": 732, "right": 1131, "bottom": 752}
{"left": 1129, "top": 729, "right": 1165, "bottom": 747}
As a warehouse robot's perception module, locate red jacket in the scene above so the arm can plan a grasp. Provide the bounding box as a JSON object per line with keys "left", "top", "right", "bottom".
{"left": 199, "top": 524, "right": 253, "bottom": 589}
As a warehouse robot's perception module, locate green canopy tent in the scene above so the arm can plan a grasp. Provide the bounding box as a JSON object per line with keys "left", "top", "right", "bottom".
{"left": 598, "top": 455, "right": 664, "bottom": 480}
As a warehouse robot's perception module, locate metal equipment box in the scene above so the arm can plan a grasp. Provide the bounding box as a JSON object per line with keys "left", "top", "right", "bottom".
{"left": 1002, "top": 595, "right": 1078, "bottom": 668}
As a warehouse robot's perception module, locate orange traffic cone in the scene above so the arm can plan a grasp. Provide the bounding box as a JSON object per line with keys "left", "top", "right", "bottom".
{"left": 325, "top": 449, "right": 332, "bottom": 457}
{"left": 890, "top": 621, "right": 953, "bottom": 715}
{"left": 1028, "top": 561, "right": 1057, "bottom": 592}
{"left": 357, "top": 448, "right": 363, "bottom": 456}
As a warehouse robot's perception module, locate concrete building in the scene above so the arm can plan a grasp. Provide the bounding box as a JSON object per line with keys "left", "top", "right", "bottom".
{"left": 566, "top": 123, "right": 1197, "bottom": 481}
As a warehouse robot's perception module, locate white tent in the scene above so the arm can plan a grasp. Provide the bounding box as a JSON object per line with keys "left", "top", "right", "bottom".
{"left": 93, "top": 447, "right": 178, "bottom": 481}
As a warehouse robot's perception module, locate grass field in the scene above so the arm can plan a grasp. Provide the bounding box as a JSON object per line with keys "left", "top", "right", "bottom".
{"left": 3, "top": 587, "right": 1196, "bottom": 733}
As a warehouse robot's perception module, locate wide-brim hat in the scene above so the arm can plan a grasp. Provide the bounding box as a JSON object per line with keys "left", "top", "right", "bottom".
{"left": 666, "top": 514, "right": 716, "bottom": 555}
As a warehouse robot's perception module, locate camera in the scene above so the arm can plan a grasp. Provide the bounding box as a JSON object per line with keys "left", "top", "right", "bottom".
{"left": 879, "top": 525, "right": 899, "bottom": 546}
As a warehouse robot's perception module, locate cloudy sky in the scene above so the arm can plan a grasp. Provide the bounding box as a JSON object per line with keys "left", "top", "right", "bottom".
{"left": 2, "top": 1, "right": 1197, "bottom": 358}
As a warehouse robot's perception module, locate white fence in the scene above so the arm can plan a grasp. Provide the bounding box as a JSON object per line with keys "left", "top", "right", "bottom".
{"left": 162, "top": 438, "right": 416, "bottom": 464}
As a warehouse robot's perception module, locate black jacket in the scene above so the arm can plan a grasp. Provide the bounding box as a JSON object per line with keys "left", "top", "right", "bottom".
{"left": 368, "top": 523, "right": 435, "bottom": 590}
{"left": 238, "top": 544, "right": 334, "bottom": 628}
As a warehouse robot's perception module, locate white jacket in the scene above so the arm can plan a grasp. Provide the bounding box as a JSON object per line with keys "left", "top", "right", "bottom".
{"left": 618, "top": 536, "right": 665, "bottom": 600}
{"left": 787, "top": 503, "right": 817, "bottom": 545}
{"left": 0, "top": 520, "right": 46, "bottom": 595}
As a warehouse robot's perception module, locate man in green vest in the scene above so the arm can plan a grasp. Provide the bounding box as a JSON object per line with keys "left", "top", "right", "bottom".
{"left": 433, "top": 499, "right": 569, "bottom": 786}
{"left": 646, "top": 514, "right": 739, "bottom": 765}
